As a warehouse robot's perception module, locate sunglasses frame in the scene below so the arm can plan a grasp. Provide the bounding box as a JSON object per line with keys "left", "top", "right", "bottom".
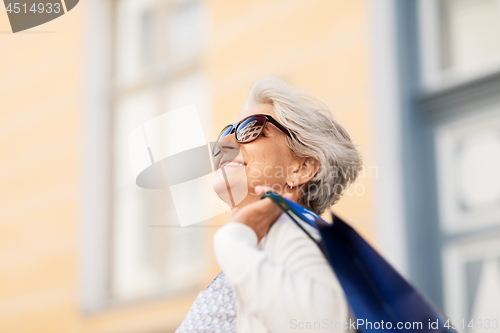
{"left": 213, "top": 114, "right": 292, "bottom": 157}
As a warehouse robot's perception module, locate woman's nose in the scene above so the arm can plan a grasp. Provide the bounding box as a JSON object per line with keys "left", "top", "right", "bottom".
{"left": 216, "top": 133, "right": 240, "bottom": 158}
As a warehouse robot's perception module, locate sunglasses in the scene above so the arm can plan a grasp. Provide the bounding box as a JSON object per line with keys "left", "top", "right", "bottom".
{"left": 212, "top": 114, "right": 292, "bottom": 157}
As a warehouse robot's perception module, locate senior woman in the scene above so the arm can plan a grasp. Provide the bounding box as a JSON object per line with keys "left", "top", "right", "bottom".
{"left": 176, "top": 76, "right": 362, "bottom": 333}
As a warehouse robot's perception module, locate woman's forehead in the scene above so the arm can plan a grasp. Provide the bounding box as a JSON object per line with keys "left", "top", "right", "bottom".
{"left": 236, "top": 103, "right": 275, "bottom": 122}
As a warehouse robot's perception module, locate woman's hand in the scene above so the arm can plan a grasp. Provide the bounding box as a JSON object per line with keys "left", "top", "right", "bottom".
{"left": 229, "top": 186, "right": 293, "bottom": 242}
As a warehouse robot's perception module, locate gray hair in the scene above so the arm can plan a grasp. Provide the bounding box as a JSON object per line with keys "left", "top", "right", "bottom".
{"left": 243, "top": 76, "right": 363, "bottom": 215}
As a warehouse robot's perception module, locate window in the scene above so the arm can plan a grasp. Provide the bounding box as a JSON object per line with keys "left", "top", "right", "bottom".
{"left": 442, "top": 233, "right": 500, "bottom": 327}
{"left": 439, "top": 0, "right": 500, "bottom": 72}
{"left": 435, "top": 107, "right": 500, "bottom": 324}
{"left": 109, "top": 0, "right": 209, "bottom": 302}
{"left": 419, "top": 0, "right": 500, "bottom": 88}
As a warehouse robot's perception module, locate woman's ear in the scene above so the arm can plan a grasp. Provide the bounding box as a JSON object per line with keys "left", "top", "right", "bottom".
{"left": 290, "top": 157, "right": 319, "bottom": 186}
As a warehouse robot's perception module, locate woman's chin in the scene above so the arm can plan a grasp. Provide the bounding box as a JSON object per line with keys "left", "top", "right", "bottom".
{"left": 212, "top": 171, "right": 250, "bottom": 207}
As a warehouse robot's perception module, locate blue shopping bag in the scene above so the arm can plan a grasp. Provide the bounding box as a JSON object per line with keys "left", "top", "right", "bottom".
{"left": 262, "top": 191, "right": 457, "bottom": 333}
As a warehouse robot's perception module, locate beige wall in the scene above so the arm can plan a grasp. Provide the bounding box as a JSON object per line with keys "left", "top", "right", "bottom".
{"left": 0, "top": 0, "right": 374, "bottom": 332}
{"left": 0, "top": 2, "right": 83, "bottom": 332}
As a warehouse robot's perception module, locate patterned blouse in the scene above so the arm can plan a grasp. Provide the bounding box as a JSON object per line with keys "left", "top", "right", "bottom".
{"left": 175, "top": 271, "right": 238, "bottom": 333}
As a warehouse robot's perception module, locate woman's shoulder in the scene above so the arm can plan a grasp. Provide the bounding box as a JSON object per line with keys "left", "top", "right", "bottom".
{"left": 263, "top": 213, "right": 323, "bottom": 264}
{"left": 262, "top": 212, "right": 341, "bottom": 289}
{"left": 266, "top": 212, "right": 321, "bottom": 245}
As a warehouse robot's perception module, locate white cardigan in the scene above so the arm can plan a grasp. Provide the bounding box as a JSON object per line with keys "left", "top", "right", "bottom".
{"left": 213, "top": 212, "right": 355, "bottom": 333}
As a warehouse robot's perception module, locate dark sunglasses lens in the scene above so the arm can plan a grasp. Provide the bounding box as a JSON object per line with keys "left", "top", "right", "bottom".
{"left": 219, "top": 125, "right": 234, "bottom": 140}
{"left": 236, "top": 116, "right": 267, "bottom": 143}
{"left": 213, "top": 125, "right": 233, "bottom": 156}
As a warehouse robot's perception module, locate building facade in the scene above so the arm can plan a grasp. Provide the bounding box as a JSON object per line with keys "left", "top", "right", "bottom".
{"left": 369, "top": 0, "right": 500, "bottom": 327}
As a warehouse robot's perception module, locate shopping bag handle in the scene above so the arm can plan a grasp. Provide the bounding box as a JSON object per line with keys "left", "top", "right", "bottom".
{"left": 261, "top": 191, "right": 330, "bottom": 257}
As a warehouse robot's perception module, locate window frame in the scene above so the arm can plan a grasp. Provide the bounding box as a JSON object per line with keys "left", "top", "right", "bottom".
{"left": 81, "top": 0, "right": 210, "bottom": 312}
{"left": 417, "top": 0, "right": 500, "bottom": 92}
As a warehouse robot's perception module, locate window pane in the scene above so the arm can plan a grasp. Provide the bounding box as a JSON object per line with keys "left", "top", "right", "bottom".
{"left": 440, "top": 0, "right": 500, "bottom": 71}
{"left": 164, "top": 227, "right": 207, "bottom": 289}
{"left": 443, "top": 238, "right": 500, "bottom": 326}
{"left": 435, "top": 108, "right": 500, "bottom": 233}
{"left": 111, "top": 90, "right": 162, "bottom": 300}
{"left": 115, "top": 0, "right": 156, "bottom": 86}
{"left": 112, "top": 188, "right": 161, "bottom": 299}
{"left": 456, "top": 132, "right": 500, "bottom": 210}
{"left": 161, "top": 73, "right": 211, "bottom": 290}
{"left": 163, "top": 72, "right": 211, "bottom": 136}
{"left": 113, "top": 90, "right": 159, "bottom": 191}
{"left": 166, "top": 0, "right": 204, "bottom": 60}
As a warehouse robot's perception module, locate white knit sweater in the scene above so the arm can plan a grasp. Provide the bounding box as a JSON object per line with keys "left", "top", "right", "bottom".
{"left": 213, "top": 212, "right": 355, "bottom": 333}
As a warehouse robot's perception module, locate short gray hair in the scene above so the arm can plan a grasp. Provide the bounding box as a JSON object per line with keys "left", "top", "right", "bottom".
{"left": 243, "top": 76, "right": 363, "bottom": 215}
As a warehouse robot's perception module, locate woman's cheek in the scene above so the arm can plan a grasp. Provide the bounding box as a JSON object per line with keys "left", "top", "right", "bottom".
{"left": 247, "top": 161, "right": 262, "bottom": 179}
